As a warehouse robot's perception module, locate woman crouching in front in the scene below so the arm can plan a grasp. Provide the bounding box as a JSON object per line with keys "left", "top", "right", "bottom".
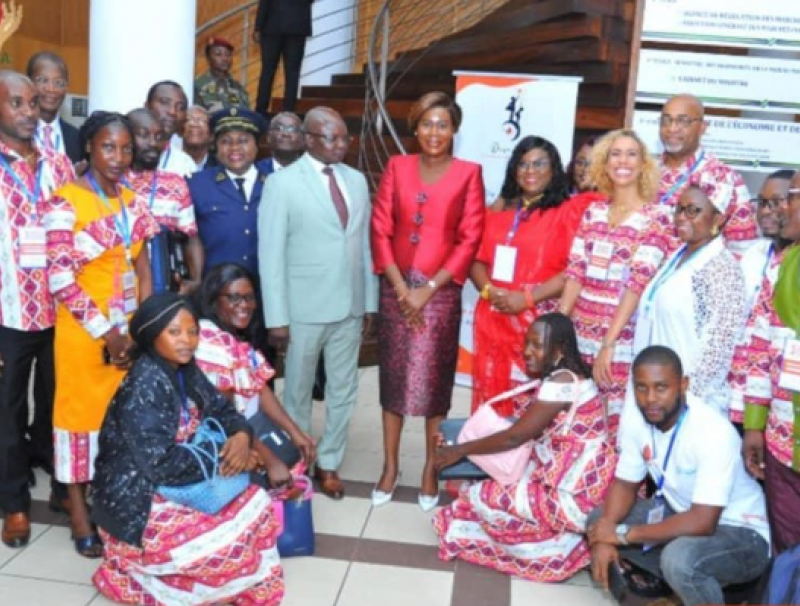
{"left": 433, "top": 313, "right": 617, "bottom": 582}
{"left": 91, "top": 293, "right": 284, "bottom": 606}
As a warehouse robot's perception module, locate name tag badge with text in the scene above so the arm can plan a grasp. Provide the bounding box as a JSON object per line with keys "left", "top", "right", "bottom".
{"left": 18, "top": 226, "right": 47, "bottom": 269}
{"left": 587, "top": 241, "right": 614, "bottom": 280}
{"left": 122, "top": 271, "right": 138, "bottom": 314}
{"left": 642, "top": 502, "right": 665, "bottom": 552}
{"left": 492, "top": 245, "right": 517, "bottom": 283}
{"left": 779, "top": 338, "right": 800, "bottom": 392}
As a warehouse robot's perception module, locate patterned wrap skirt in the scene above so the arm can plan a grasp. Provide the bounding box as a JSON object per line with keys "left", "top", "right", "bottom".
{"left": 378, "top": 271, "right": 461, "bottom": 417}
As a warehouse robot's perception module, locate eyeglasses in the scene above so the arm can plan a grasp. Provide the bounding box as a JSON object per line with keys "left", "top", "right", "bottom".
{"left": 270, "top": 124, "right": 301, "bottom": 134}
{"left": 673, "top": 204, "right": 704, "bottom": 219}
{"left": 751, "top": 196, "right": 786, "bottom": 211}
{"left": 659, "top": 115, "right": 703, "bottom": 129}
{"left": 573, "top": 158, "right": 591, "bottom": 169}
{"left": 518, "top": 159, "right": 550, "bottom": 172}
{"left": 219, "top": 293, "right": 256, "bottom": 306}
{"left": 32, "top": 76, "right": 68, "bottom": 90}
{"left": 306, "top": 132, "right": 353, "bottom": 145}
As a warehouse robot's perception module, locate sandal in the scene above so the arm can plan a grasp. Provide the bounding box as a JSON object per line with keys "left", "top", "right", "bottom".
{"left": 72, "top": 533, "right": 103, "bottom": 559}
{"left": 619, "top": 559, "right": 671, "bottom": 598}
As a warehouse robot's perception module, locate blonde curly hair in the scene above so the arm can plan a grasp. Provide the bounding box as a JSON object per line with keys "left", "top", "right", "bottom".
{"left": 589, "top": 129, "right": 660, "bottom": 203}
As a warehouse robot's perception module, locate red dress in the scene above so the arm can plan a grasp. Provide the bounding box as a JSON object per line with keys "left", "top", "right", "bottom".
{"left": 471, "top": 192, "right": 600, "bottom": 415}
{"left": 371, "top": 154, "right": 485, "bottom": 416}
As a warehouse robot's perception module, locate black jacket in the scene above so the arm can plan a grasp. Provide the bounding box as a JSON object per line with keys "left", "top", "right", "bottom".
{"left": 255, "top": 0, "right": 313, "bottom": 36}
{"left": 60, "top": 118, "right": 83, "bottom": 164}
{"left": 92, "top": 354, "right": 252, "bottom": 546}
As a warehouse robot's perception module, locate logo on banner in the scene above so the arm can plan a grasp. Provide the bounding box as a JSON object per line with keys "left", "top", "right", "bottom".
{"left": 503, "top": 90, "right": 525, "bottom": 141}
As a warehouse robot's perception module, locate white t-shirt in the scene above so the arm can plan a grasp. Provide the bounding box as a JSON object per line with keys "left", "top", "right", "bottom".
{"left": 159, "top": 145, "right": 199, "bottom": 178}
{"left": 616, "top": 393, "right": 770, "bottom": 543}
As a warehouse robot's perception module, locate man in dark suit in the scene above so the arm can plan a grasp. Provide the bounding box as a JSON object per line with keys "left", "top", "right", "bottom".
{"left": 188, "top": 108, "right": 273, "bottom": 277}
{"left": 252, "top": 0, "right": 314, "bottom": 115}
{"left": 26, "top": 52, "right": 82, "bottom": 164}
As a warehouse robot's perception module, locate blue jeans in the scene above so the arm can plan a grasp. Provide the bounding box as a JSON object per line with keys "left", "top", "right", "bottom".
{"left": 588, "top": 499, "right": 770, "bottom": 606}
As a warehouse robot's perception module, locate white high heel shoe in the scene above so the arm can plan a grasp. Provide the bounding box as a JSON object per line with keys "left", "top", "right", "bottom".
{"left": 371, "top": 472, "right": 401, "bottom": 507}
{"left": 418, "top": 493, "right": 439, "bottom": 512}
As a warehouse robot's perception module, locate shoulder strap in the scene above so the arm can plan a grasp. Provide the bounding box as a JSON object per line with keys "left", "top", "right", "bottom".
{"left": 482, "top": 379, "right": 541, "bottom": 408}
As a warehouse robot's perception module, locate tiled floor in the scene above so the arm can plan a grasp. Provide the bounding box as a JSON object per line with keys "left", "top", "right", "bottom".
{"left": 0, "top": 367, "right": 614, "bottom": 606}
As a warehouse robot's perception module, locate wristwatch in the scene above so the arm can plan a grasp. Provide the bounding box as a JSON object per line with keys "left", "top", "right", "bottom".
{"left": 615, "top": 524, "right": 630, "bottom": 546}
{"left": 427, "top": 279, "right": 437, "bottom": 290}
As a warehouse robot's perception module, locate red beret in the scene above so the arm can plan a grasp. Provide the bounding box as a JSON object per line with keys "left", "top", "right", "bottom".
{"left": 206, "top": 37, "right": 234, "bottom": 52}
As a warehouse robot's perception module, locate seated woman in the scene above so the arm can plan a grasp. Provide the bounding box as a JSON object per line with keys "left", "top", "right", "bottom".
{"left": 433, "top": 313, "right": 617, "bottom": 582}
{"left": 194, "top": 263, "right": 316, "bottom": 485}
{"left": 91, "top": 293, "right": 284, "bottom": 606}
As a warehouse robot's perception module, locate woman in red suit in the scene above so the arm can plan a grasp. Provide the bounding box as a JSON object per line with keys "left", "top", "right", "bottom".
{"left": 470, "top": 136, "right": 600, "bottom": 415}
{"left": 371, "top": 92, "right": 485, "bottom": 511}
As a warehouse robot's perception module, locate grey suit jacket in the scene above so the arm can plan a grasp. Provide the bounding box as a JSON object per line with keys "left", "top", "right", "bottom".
{"left": 258, "top": 154, "right": 378, "bottom": 327}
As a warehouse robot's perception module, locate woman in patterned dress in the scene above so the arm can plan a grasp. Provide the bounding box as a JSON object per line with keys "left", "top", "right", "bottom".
{"left": 194, "top": 263, "right": 316, "bottom": 485}
{"left": 471, "top": 136, "right": 600, "bottom": 415}
{"left": 44, "top": 112, "right": 159, "bottom": 557}
{"left": 559, "top": 129, "right": 677, "bottom": 426}
{"left": 433, "top": 313, "right": 617, "bottom": 582}
{"left": 92, "top": 293, "right": 284, "bottom": 606}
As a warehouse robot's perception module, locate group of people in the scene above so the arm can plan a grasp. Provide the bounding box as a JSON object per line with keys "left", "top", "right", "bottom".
{"left": 0, "top": 42, "right": 798, "bottom": 606}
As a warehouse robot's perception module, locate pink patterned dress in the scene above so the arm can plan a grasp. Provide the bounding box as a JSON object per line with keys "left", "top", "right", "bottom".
{"left": 94, "top": 400, "right": 284, "bottom": 606}
{"left": 433, "top": 374, "right": 617, "bottom": 582}
{"left": 565, "top": 199, "right": 677, "bottom": 422}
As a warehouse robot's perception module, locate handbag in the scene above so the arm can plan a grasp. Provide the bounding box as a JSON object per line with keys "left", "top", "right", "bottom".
{"left": 248, "top": 409, "right": 302, "bottom": 469}
{"left": 158, "top": 418, "right": 250, "bottom": 515}
{"left": 270, "top": 475, "right": 315, "bottom": 558}
{"left": 438, "top": 418, "right": 488, "bottom": 480}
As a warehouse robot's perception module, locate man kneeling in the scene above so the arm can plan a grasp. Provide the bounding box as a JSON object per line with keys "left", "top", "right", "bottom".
{"left": 587, "top": 345, "right": 770, "bottom": 606}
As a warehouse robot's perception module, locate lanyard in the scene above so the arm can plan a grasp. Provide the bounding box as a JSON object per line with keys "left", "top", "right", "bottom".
{"left": 651, "top": 407, "right": 687, "bottom": 499}
{"left": 506, "top": 199, "right": 528, "bottom": 244}
{"left": 121, "top": 171, "right": 159, "bottom": 210}
{"left": 643, "top": 245, "right": 689, "bottom": 313}
{"left": 87, "top": 172, "right": 132, "bottom": 266}
{"left": 177, "top": 370, "right": 190, "bottom": 426}
{"left": 0, "top": 155, "right": 44, "bottom": 220}
{"left": 659, "top": 151, "right": 705, "bottom": 205}
{"left": 250, "top": 349, "right": 259, "bottom": 370}
{"left": 158, "top": 145, "right": 171, "bottom": 171}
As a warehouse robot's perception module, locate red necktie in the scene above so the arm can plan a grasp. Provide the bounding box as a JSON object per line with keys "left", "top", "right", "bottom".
{"left": 323, "top": 166, "right": 348, "bottom": 229}
{"left": 42, "top": 124, "right": 54, "bottom": 149}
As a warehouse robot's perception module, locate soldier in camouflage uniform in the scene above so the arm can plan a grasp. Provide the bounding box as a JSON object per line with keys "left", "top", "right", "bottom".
{"left": 194, "top": 37, "right": 251, "bottom": 113}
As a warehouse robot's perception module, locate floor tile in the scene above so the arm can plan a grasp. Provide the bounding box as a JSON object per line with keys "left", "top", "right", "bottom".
{"left": 281, "top": 557, "right": 348, "bottom": 606}
{"left": 338, "top": 448, "right": 384, "bottom": 483}
{"left": 337, "top": 562, "right": 452, "bottom": 606}
{"left": 563, "top": 569, "right": 594, "bottom": 587}
{"left": 363, "top": 501, "right": 438, "bottom": 546}
{"left": 311, "top": 495, "right": 371, "bottom": 538}
{"left": 510, "top": 577, "right": 613, "bottom": 606}
{"left": 0, "top": 574, "right": 97, "bottom": 606}
{"left": 2, "top": 527, "right": 99, "bottom": 585}
{"left": 0, "top": 523, "right": 49, "bottom": 569}
{"left": 87, "top": 594, "right": 116, "bottom": 605}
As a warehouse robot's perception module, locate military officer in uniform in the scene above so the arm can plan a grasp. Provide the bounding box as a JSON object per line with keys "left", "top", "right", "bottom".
{"left": 194, "top": 37, "right": 251, "bottom": 113}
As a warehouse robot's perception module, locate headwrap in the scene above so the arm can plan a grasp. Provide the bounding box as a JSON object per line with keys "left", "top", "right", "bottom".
{"left": 130, "top": 293, "right": 195, "bottom": 351}
{"left": 688, "top": 172, "right": 734, "bottom": 216}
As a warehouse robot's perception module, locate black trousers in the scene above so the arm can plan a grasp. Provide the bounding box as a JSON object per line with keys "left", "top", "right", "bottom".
{"left": 255, "top": 34, "right": 307, "bottom": 114}
{"left": 0, "top": 326, "right": 63, "bottom": 513}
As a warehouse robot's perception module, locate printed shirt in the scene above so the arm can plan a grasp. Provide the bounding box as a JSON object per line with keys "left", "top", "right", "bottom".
{"left": 743, "top": 250, "right": 798, "bottom": 469}
{"left": 658, "top": 149, "right": 756, "bottom": 257}
{"left": 0, "top": 142, "right": 75, "bottom": 330}
{"left": 123, "top": 169, "right": 198, "bottom": 236}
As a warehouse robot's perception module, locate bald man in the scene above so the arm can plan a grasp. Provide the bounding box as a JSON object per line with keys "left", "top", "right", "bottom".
{"left": 258, "top": 107, "right": 377, "bottom": 499}
{"left": 657, "top": 94, "right": 756, "bottom": 256}
{"left": 0, "top": 71, "right": 75, "bottom": 547}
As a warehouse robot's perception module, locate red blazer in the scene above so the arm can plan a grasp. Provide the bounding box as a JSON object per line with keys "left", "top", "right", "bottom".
{"left": 371, "top": 154, "right": 485, "bottom": 284}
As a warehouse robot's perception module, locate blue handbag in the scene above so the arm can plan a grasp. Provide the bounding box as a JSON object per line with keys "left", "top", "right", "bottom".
{"left": 158, "top": 418, "right": 250, "bottom": 515}
{"left": 271, "top": 475, "right": 315, "bottom": 557}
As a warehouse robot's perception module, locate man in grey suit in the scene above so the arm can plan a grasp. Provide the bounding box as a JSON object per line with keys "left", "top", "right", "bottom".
{"left": 258, "top": 107, "right": 377, "bottom": 499}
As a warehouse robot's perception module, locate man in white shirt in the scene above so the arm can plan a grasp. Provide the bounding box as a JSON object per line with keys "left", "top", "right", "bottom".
{"left": 587, "top": 345, "right": 770, "bottom": 606}
{"left": 144, "top": 81, "right": 197, "bottom": 177}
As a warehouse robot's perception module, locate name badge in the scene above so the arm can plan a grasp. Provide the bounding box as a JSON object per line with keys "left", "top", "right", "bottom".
{"left": 587, "top": 241, "right": 614, "bottom": 280}
{"left": 779, "top": 338, "right": 800, "bottom": 392}
{"left": 492, "top": 245, "right": 517, "bottom": 282}
{"left": 122, "top": 270, "right": 138, "bottom": 314}
{"left": 642, "top": 502, "right": 665, "bottom": 552}
{"left": 18, "top": 226, "right": 47, "bottom": 269}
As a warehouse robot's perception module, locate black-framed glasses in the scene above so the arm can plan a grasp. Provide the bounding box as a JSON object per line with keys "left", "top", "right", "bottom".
{"left": 674, "top": 204, "right": 704, "bottom": 219}
{"left": 751, "top": 196, "right": 786, "bottom": 211}
{"left": 659, "top": 114, "right": 703, "bottom": 129}
{"left": 269, "top": 124, "right": 301, "bottom": 134}
{"left": 518, "top": 159, "right": 550, "bottom": 172}
{"left": 219, "top": 293, "right": 257, "bottom": 306}
{"left": 305, "top": 132, "right": 353, "bottom": 145}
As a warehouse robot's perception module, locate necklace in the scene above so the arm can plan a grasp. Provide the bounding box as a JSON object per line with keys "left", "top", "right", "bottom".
{"left": 521, "top": 193, "right": 543, "bottom": 209}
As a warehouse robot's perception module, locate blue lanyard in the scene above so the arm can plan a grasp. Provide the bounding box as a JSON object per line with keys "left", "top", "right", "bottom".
{"left": 660, "top": 151, "right": 705, "bottom": 205}
{"left": 506, "top": 199, "right": 527, "bottom": 244}
{"left": 651, "top": 407, "right": 688, "bottom": 498}
{"left": 87, "top": 171, "right": 132, "bottom": 265}
{"left": 121, "top": 171, "right": 159, "bottom": 210}
{"left": 158, "top": 145, "right": 171, "bottom": 170}
{"left": 643, "top": 245, "right": 690, "bottom": 312}
{"left": 177, "top": 370, "right": 190, "bottom": 426}
{"left": 0, "top": 155, "right": 44, "bottom": 220}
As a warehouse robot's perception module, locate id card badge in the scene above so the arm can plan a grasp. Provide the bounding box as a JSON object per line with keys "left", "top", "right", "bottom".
{"left": 587, "top": 241, "right": 614, "bottom": 280}
{"left": 492, "top": 245, "right": 517, "bottom": 283}
{"left": 778, "top": 338, "right": 800, "bottom": 392}
{"left": 642, "top": 500, "right": 665, "bottom": 553}
{"left": 18, "top": 226, "right": 47, "bottom": 269}
{"left": 121, "top": 271, "right": 138, "bottom": 314}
